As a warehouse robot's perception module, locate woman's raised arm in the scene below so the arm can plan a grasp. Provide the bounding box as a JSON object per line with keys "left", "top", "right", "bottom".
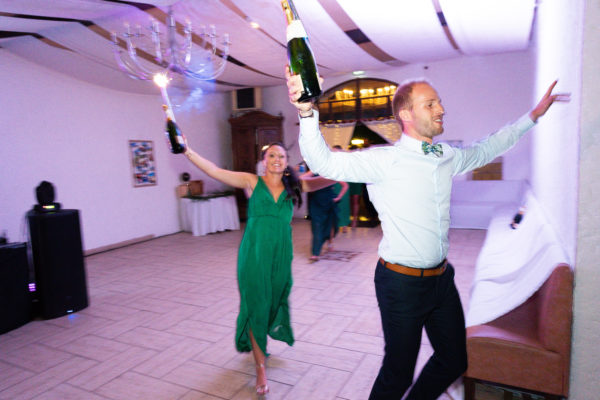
{"left": 184, "top": 147, "right": 257, "bottom": 192}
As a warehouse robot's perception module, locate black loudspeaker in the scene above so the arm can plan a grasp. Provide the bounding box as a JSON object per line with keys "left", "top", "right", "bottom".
{"left": 27, "top": 209, "right": 89, "bottom": 319}
{"left": 0, "top": 242, "right": 32, "bottom": 334}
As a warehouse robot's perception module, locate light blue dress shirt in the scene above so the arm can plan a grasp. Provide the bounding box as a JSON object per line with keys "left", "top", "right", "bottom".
{"left": 299, "top": 111, "right": 535, "bottom": 268}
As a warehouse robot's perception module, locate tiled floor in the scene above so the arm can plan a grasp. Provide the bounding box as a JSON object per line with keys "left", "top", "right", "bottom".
{"left": 1, "top": 219, "right": 501, "bottom": 400}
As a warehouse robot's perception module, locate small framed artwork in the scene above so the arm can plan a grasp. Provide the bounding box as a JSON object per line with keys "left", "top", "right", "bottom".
{"left": 129, "top": 140, "right": 157, "bottom": 187}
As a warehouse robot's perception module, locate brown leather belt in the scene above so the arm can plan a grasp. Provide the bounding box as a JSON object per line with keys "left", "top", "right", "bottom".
{"left": 379, "top": 258, "right": 447, "bottom": 277}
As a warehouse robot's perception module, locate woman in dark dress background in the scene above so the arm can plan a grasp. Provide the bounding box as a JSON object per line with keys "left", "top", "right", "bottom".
{"left": 300, "top": 170, "right": 348, "bottom": 261}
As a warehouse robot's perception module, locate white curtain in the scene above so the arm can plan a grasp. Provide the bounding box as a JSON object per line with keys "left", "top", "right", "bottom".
{"left": 362, "top": 118, "right": 401, "bottom": 144}
{"left": 319, "top": 121, "right": 356, "bottom": 149}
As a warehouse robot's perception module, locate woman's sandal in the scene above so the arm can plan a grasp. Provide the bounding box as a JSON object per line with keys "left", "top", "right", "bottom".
{"left": 256, "top": 363, "right": 269, "bottom": 395}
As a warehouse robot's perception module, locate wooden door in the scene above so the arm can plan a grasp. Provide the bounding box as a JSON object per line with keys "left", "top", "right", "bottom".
{"left": 256, "top": 127, "right": 282, "bottom": 153}
{"left": 231, "top": 127, "right": 256, "bottom": 173}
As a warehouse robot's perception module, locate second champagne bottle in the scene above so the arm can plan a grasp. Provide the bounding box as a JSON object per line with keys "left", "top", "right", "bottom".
{"left": 162, "top": 105, "right": 187, "bottom": 154}
{"left": 281, "top": 0, "right": 322, "bottom": 103}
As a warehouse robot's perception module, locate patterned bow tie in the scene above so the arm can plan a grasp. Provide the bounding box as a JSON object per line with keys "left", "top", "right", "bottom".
{"left": 422, "top": 142, "right": 443, "bottom": 157}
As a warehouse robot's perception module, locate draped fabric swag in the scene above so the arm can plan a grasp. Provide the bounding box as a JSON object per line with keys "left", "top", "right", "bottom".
{"left": 319, "top": 121, "right": 356, "bottom": 148}
{"left": 361, "top": 118, "right": 402, "bottom": 144}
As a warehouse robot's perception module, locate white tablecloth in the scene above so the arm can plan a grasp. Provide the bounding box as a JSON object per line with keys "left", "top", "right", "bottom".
{"left": 179, "top": 195, "right": 240, "bottom": 236}
{"left": 466, "top": 189, "right": 570, "bottom": 327}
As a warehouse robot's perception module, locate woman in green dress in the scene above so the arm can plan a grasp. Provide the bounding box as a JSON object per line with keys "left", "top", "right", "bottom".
{"left": 334, "top": 182, "right": 351, "bottom": 232}
{"left": 184, "top": 142, "right": 302, "bottom": 396}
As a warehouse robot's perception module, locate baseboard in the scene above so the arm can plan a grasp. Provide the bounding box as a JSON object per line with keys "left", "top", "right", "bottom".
{"left": 84, "top": 234, "right": 155, "bottom": 256}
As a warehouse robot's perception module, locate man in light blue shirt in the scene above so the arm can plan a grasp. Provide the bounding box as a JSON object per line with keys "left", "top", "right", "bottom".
{"left": 286, "top": 69, "right": 568, "bottom": 400}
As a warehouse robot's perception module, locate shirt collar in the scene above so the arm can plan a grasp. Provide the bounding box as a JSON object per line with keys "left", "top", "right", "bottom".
{"left": 396, "top": 133, "right": 425, "bottom": 154}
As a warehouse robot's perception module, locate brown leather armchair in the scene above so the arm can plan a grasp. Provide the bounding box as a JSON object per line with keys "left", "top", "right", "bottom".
{"left": 464, "top": 264, "right": 573, "bottom": 400}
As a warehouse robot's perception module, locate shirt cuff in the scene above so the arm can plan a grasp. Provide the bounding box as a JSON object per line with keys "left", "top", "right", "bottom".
{"left": 517, "top": 113, "right": 536, "bottom": 131}
{"left": 299, "top": 109, "right": 320, "bottom": 136}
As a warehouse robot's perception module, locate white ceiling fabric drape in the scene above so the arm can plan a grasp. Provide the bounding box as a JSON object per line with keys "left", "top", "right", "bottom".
{"left": 361, "top": 118, "right": 402, "bottom": 144}
{"left": 320, "top": 121, "right": 357, "bottom": 149}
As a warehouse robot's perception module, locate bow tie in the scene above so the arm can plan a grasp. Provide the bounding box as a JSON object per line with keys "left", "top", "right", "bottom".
{"left": 422, "top": 142, "right": 443, "bottom": 157}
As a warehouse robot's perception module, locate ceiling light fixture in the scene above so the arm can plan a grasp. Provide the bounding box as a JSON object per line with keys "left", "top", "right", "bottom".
{"left": 110, "top": 6, "right": 230, "bottom": 89}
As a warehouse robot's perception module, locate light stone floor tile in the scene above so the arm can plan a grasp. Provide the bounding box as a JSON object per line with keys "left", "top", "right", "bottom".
{"left": 163, "top": 360, "right": 252, "bottom": 398}
{"left": 142, "top": 303, "right": 203, "bottom": 331}
{"left": 0, "top": 220, "right": 498, "bottom": 399}
{"left": 114, "top": 326, "right": 189, "bottom": 351}
{"left": 38, "top": 317, "right": 112, "bottom": 348}
{"left": 31, "top": 383, "right": 111, "bottom": 400}
{"left": 96, "top": 371, "right": 190, "bottom": 400}
{"left": 0, "top": 321, "right": 66, "bottom": 352}
{"left": 299, "top": 314, "right": 354, "bottom": 345}
{"left": 334, "top": 331, "right": 385, "bottom": 356}
{"left": 313, "top": 282, "right": 356, "bottom": 302}
{"left": 92, "top": 310, "right": 160, "bottom": 339}
{"left": 344, "top": 308, "right": 383, "bottom": 337}
{"left": 67, "top": 347, "right": 156, "bottom": 391}
{"left": 191, "top": 297, "right": 240, "bottom": 324}
{"left": 58, "top": 334, "right": 132, "bottom": 362}
{"left": 0, "top": 356, "right": 97, "bottom": 400}
{"left": 0, "top": 361, "right": 34, "bottom": 392}
{"left": 287, "top": 307, "right": 323, "bottom": 325}
{"left": 230, "top": 380, "right": 293, "bottom": 400}
{"left": 166, "top": 319, "right": 231, "bottom": 342}
{"left": 282, "top": 364, "right": 351, "bottom": 400}
{"left": 193, "top": 333, "right": 241, "bottom": 368}
{"left": 133, "top": 337, "right": 211, "bottom": 378}
{"left": 337, "top": 353, "right": 383, "bottom": 400}
{"left": 178, "top": 391, "right": 223, "bottom": 400}
{"left": 0, "top": 343, "right": 72, "bottom": 373}
{"left": 279, "top": 340, "right": 365, "bottom": 371}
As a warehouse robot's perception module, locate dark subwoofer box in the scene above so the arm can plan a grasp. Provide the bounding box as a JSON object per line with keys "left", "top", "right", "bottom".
{"left": 0, "top": 242, "right": 32, "bottom": 334}
{"left": 27, "top": 210, "right": 89, "bottom": 319}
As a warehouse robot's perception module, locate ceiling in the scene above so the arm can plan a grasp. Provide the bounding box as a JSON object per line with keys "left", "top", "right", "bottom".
{"left": 0, "top": 0, "right": 536, "bottom": 95}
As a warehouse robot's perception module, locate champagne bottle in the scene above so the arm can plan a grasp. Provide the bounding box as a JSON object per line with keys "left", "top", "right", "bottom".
{"left": 162, "top": 105, "right": 186, "bottom": 154}
{"left": 281, "top": 0, "right": 322, "bottom": 103}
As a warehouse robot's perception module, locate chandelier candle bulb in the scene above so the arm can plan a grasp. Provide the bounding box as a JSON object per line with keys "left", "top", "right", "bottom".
{"left": 281, "top": 0, "right": 322, "bottom": 103}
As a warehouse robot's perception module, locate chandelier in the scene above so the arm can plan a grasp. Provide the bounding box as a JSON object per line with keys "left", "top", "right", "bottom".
{"left": 110, "top": 6, "right": 230, "bottom": 88}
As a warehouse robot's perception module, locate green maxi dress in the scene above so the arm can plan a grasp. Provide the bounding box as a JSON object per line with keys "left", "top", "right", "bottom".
{"left": 235, "top": 177, "right": 295, "bottom": 355}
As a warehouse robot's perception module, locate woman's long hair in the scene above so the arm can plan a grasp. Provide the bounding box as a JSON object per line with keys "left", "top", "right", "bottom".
{"left": 262, "top": 142, "right": 303, "bottom": 208}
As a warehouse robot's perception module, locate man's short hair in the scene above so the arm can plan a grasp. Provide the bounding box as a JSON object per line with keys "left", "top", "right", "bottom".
{"left": 392, "top": 78, "right": 433, "bottom": 130}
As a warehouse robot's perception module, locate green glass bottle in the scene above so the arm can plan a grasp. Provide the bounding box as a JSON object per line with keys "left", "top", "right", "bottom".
{"left": 281, "top": 0, "right": 322, "bottom": 103}
{"left": 162, "top": 105, "right": 186, "bottom": 154}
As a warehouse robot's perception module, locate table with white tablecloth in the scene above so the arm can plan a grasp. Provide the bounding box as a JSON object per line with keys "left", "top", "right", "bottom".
{"left": 179, "top": 195, "right": 240, "bottom": 236}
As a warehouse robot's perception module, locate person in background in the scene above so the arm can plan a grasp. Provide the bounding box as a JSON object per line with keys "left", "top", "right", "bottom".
{"left": 286, "top": 65, "right": 569, "bottom": 399}
{"left": 300, "top": 169, "right": 348, "bottom": 261}
{"left": 510, "top": 206, "right": 526, "bottom": 229}
{"left": 183, "top": 141, "right": 302, "bottom": 396}
{"left": 347, "top": 144, "right": 364, "bottom": 229}
{"left": 332, "top": 145, "right": 351, "bottom": 233}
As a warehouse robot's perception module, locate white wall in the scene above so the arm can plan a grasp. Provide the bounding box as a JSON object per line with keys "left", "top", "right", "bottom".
{"left": 262, "top": 50, "right": 535, "bottom": 183}
{"left": 531, "top": 0, "right": 581, "bottom": 263}
{"left": 0, "top": 51, "right": 231, "bottom": 251}
{"left": 570, "top": 0, "right": 600, "bottom": 397}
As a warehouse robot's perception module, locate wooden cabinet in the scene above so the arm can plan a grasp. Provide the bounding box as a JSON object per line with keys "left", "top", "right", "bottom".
{"left": 472, "top": 157, "right": 503, "bottom": 180}
{"left": 229, "top": 111, "right": 283, "bottom": 220}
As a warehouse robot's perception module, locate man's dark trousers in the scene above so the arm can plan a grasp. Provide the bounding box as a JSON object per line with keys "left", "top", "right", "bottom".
{"left": 369, "top": 259, "right": 468, "bottom": 400}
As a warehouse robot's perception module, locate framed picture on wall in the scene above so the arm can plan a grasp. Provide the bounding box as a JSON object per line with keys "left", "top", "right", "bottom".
{"left": 129, "top": 140, "right": 157, "bottom": 187}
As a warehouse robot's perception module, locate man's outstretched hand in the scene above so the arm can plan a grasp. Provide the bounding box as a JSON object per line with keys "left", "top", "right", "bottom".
{"left": 285, "top": 65, "right": 322, "bottom": 116}
{"left": 530, "top": 80, "right": 571, "bottom": 122}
